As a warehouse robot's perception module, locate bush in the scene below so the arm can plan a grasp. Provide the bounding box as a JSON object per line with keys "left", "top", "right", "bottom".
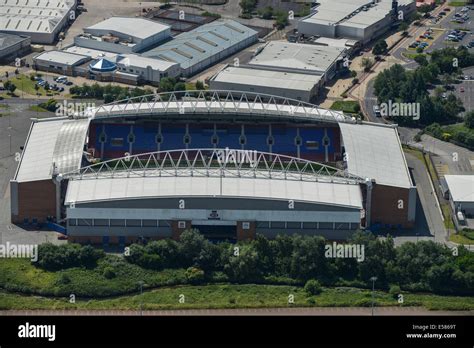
{"left": 389, "top": 285, "right": 401, "bottom": 299}
{"left": 56, "top": 273, "right": 71, "bottom": 285}
{"left": 35, "top": 243, "right": 104, "bottom": 271}
{"left": 185, "top": 267, "right": 205, "bottom": 284}
{"left": 103, "top": 267, "right": 116, "bottom": 279}
{"left": 304, "top": 279, "right": 322, "bottom": 296}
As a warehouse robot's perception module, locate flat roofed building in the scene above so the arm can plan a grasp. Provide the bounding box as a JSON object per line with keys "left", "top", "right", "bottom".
{"left": 115, "top": 54, "right": 180, "bottom": 83}
{"left": 298, "top": 0, "right": 416, "bottom": 44}
{"left": 33, "top": 50, "right": 90, "bottom": 74}
{"left": 143, "top": 19, "right": 258, "bottom": 77}
{"left": 249, "top": 41, "right": 346, "bottom": 82}
{"left": 77, "top": 17, "right": 171, "bottom": 53}
{"left": 444, "top": 175, "right": 474, "bottom": 217}
{"left": 0, "top": 32, "right": 31, "bottom": 63}
{"left": 209, "top": 65, "right": 322, "bottom": 102}
{"left": 0, "top": 0, "right": 77, "bottom": 44}
{"left": 339, "top": 122, "right": 416, "bottom": 228}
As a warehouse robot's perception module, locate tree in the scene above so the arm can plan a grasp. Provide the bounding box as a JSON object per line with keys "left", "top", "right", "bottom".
{"left": 304, "top": 279, "right": 322, "bottom": 296}
{"left": 195, "top": 80, "right": 205, "bottom": 90}
{"left": 4, "top": 80, "right": 16, "bottom": 95}
{"left": 372, "top": 40, "right": 388, "bottom": 55}
{"left": 274, "top": 10, "right": 288, "bottom": 29}
{"left": 361, "top": 57, "right": 374, "bottom": 72}
{"left": 178, "top": 229, "right": 208, "bottom": 267}
{"left": 223, "top": 244, "right": 263, "bottom": 282}
{"left": 399, "top": 22, "right": 409, "bottom": 36}
{"left": 465, "top": 111, "right": 474, "bottom": 129}
{"left": 414, "top": 54, "right": 428, "bottom": 66}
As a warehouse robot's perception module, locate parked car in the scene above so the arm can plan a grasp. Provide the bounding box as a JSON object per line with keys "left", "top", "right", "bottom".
{"left": 65, "top": 81, "right": 73, "bottom": 86}
{"left": 460, "top": 87, "right": 465, "bottom": 92}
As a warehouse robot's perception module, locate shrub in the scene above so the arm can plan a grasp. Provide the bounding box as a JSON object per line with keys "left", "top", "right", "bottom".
{"left": 389, "top": 284, "right": 401, "bottom": 299}
{"left": 185, "top": 267, "right": 205, "bottom": 284}
{"left": 304, "top": 279, "right": 322, "bottom": 296}
{"left": 103, "top": 267, "right": 116, "bottom": 279}
{"left": 56, "top": 273, "right": 71, "bottom": 285}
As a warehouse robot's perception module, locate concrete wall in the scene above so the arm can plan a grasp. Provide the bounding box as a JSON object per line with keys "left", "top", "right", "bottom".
{"left": 0, "top": 36, "right": 31, "bottom": 63}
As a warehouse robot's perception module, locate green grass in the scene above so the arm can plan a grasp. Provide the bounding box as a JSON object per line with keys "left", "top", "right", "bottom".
{"left": 1, "top": 285, "right": 473, "bottom": 311}
{"left": 7, "top": 75, "right": 48, "bottom": 96}
{"left": 330, "top": 100, "right": 360, "bottom": 114}
{"left": 0, "top": 104, "right": 9, "bottom": 109}
{"left": 28, "top": 105, "right": 48, "bottom": 112}
{"left": 448, "top": 1, "right": 468, "bottom": 7}
{"left": 0, "top": 257, "right": 187, "bottom": 298}
{"left": 450, "top": 233, "right": 474, "bottom": 245}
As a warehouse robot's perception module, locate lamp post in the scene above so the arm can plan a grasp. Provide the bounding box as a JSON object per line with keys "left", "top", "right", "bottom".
{"left": 370, "top": 276, "right": 377, "bottom": 316}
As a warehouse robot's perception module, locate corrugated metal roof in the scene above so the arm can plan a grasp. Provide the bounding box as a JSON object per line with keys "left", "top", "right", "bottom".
{"left": 211, "top": 66, "right": 321, "bottom": 92}
{"left": 0, "top": 0, "right": 75, "bottom": 34}
{"left": 142, "top": 19, "right": 258, "bottom": 70}
{"left": 444, "top": 175, "right": 474, "bottom": 203}
{"left": 249, "top": 41, "right": 346, "bottom": 74}
{"left": 15, "top": 117, "right": 89, "bottom": 183}
{"left": 65, "top": 176, "right": 363, "bottom": 209}
{"left": 339, "top": 122, "right": 412, "bottom": 188}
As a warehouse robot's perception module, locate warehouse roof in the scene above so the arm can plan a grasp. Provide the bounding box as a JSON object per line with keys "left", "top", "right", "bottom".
{"left": 143, "top": 19, "right": 258, "bottom": 70}
{"left": 85, "top": 17, "right": 170, "bottom": 40}
{"left": 34, "top": 50, "right": 90, "bottom": 66}
{"left": 249, "top": 41, "right": 346, "bottom": 74}
{"left": 15, "top": 118, "right": 89, "bottom": 183}
{"left": 63, "top": 45, "right": 118, "bottom": 60}
{"left": 339, "top": 122, "right": 412, "bottom": 188}
{"left": 444, "top": 175, "right": 474, "bottom": 203}
{"left": 210, "top": 65, "right": 321, "bottom": 92}
{"left": 302, "top": 0, "right": 414, "bottom": 29}
{"left": 0, "top": 0, "right": 75, "bottom": 34}
{"left": 65, "top": 176, "right": 363, "bottom": 209}
{"left": 0, "top": 32, "right": 30, "bottom": 50}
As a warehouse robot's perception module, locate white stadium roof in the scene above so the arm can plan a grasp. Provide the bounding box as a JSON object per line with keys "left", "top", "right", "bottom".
{"left": 444, "top": 175, "right": 474, "bottom": 203}
{"left": 65, "top": 176, "right": 363, "bottom": 209}
{"left": 339, "top": 122, "right": 413, "bottom": 188}
{"left": 14, "top": 118, "right": 89, "bottom": 183}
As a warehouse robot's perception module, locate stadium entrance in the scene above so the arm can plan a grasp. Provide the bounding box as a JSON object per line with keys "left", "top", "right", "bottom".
{"left": 192, "top": 221, "right": 237, "bottom": 242}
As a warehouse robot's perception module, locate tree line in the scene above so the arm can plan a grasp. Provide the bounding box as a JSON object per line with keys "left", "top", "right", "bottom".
{"left": 34, "top": 230, "right": 474, "bottom": 296}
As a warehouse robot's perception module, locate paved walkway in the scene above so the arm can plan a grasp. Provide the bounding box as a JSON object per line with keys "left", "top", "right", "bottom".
{"left": 1, "top": 307, "right": 472, "bottom": 316}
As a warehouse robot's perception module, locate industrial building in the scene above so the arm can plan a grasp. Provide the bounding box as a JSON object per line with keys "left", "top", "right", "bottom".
{"left": 75, "top": 17, "right": 172, "bottom": 54}
{"left": 11, "top": 91, "right": 417, "bottom": 244}
{"left": 143, "top": 19, "right": 258, "bottom": 77}
{"left": 0, "top": 0, "right": 77, "bottom": 44}
{"left": 298, "top": 0, "right": 416, "bottom": 44}
{"left": 209, "top": 65, "right": 322, "bottom": 102}
{"left": 0, "top": 33, "right": 31, "bottom": 63}
{"left": 209, "top": 41, "right": 347, "bottom": 102}
{"left": 33, "top": 50, "right": 90, "bottom": 75}
{"left": 444, "top": 175, "right": 474, "bottom": 227}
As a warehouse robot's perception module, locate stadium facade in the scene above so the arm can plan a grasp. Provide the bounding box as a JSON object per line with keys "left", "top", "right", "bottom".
{"left": 10, "top": 91, "right": 416, "bottom": 244}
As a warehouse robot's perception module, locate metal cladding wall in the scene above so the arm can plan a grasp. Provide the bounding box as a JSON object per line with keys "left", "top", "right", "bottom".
{"left": 66, "top": 196, "right": 362, "bottom": 243}
{"left": 369, "top": 183, "right": 416, "bottom": 229}
{"left": 10, "top": 179, "right": 57, "bottom": 224}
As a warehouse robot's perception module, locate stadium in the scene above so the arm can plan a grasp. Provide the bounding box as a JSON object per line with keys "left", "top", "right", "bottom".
{"left": 10, "top": 91, "right": 416, "bottom": 245}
